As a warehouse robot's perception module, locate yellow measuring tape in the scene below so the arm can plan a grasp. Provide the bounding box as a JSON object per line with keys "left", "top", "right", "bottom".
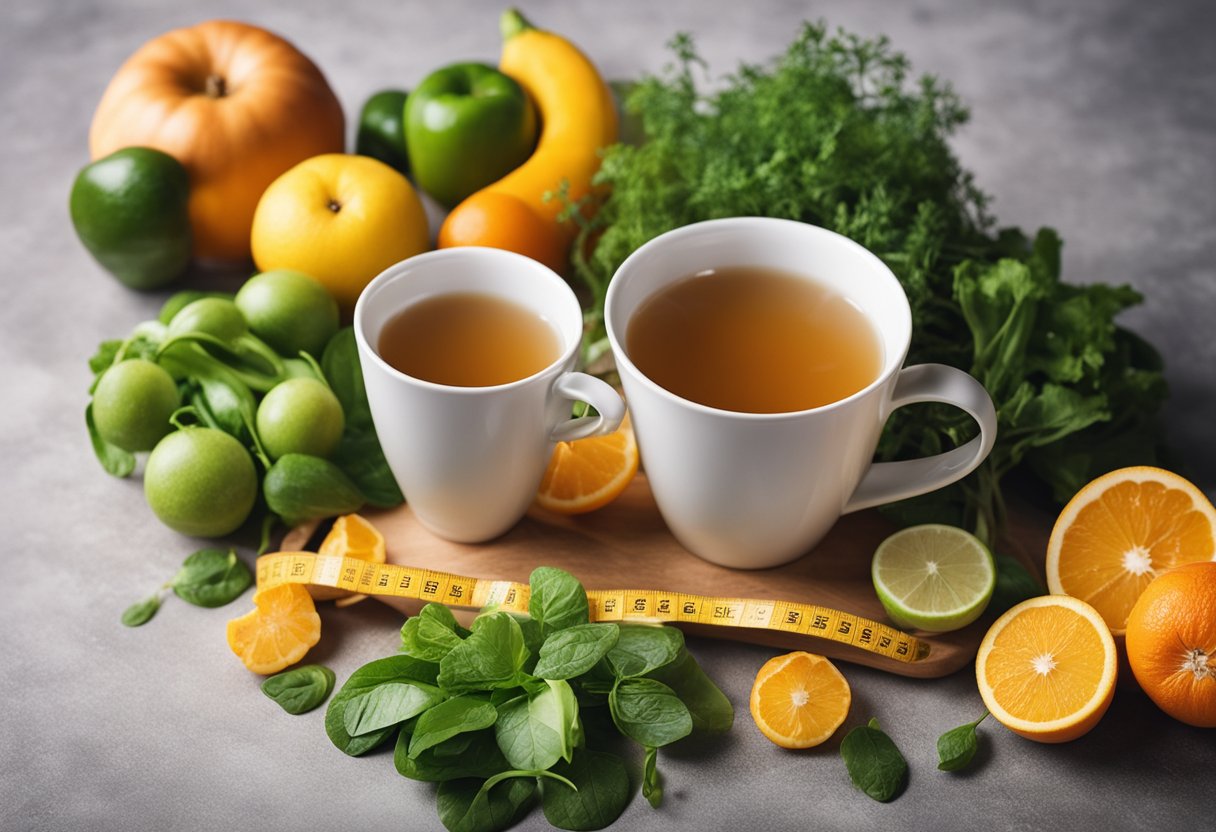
{"left": 256, "top": 552, "right": 930, "bottom": 664}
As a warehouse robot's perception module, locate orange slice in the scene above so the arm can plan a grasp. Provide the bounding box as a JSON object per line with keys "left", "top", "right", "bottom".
{"left": 311, "top": 513, "right": 387, "bottom": 603}
{"left": 749, "top": 651, "right": 852, "bottom": 749}
{"left": 535, "top": 416, "right": 638, "bottom": 515}
{"left": 1046, "top": 466, "right": 1216, "bottom": 634}
{"left": 226, "top": 583, "right": 322, "bottom": 675}
{"left": 976, "top": 595, "right": 1117, "bottom": 743}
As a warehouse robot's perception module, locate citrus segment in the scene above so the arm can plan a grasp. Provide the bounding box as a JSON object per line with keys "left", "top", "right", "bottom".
{"left": 1046, "top": 466, "right": 1216, "bottom": 634}
{"left": 226, "top": 583, "right": 322, "bottom": 675}
{"left": 1125, "top": 562, "right": 1216, "bottom": 727}
{"left": 871, "top": 524, "right": 996, "bottom": 633}
{"left": 535, "top": 417, "right": 638, "bottom": 515}
{"left": 749, "top": 651, "right": 851, "bottom": 749}
{"left": 312, "top": 514, "right": 387, "bottom": 602}
{"left": 976, "top": 595, "right": 1116, "bottom": 743}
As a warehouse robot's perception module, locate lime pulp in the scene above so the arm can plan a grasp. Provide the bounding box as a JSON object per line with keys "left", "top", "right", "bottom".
{"left": 871, "top": 524, "right": 996, "bottom": 633}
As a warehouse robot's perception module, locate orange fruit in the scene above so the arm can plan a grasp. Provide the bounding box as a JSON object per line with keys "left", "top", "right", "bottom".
{"left": 226, "top": 583, "right": 322, "bottom": 675}
{"left": 1046, "top": 466, "right": 1216, "bottom": 634}
{"left": 749, "top": 651, "right": 852, "bottom": 749}
{"left": 535, "top": 416, "right": 638, "bottom": 515}
{"left": 976, "top": 595, "right": 1117, "bottom": 743}
{"left": 1125, "top": 562, "right": 1216, "bottom": 727}
{"left": 437, "top": 191, "right": 567, "bottom": 276}
{"left": 311, "top": 513, "right": 387, "bottom": 603}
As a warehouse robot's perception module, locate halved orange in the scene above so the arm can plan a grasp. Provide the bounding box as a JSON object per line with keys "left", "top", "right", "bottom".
{"left": 976, "top": 595, "right": 1117, "bottom": 743}
{"left": 535, "top": 416, "right": 638, "bottom": 515}
{"left": 749, "top": 651, "right": 852, "bottom": 749}
{"left": 1046, "top": 466, "right": 1216, "bottom": 634}
{"left": 311, "top": 513, "right": 387, "bottom": 603}
{"left": 226, "top": 583, "right": 322, "bottom": 675}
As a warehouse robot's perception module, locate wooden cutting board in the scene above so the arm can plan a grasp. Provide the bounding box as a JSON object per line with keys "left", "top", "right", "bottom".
{"left": 283, "top": 475, "right": 1049, "bottom": 678}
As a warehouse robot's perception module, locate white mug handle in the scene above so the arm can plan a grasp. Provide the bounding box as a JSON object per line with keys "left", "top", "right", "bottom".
{"left": 549, "top": 372, "right": 626, "bottom": 442}
{"left": 844, "top": 364, "right": 997, "bottom": 513}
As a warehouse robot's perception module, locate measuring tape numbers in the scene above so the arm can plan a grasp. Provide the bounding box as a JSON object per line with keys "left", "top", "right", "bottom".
{"left": 256, "top": 551, "right": 929, "bottom": 664}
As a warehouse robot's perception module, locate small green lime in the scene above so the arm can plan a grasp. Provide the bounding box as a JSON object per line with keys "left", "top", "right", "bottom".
{"left": 871, "top": 524, "right": 996, "bottom": 633}
{"left": 167, "top": 297, "right": 248, "bottom": 341}
{"left": 256, "top": 378, "right": 345, "bottom": 461}
{"left": 70, "top": 147, "right": 192, "bottom": 290}
{"left": 235, "top": 270, "right": 338, "bottom": 358}
{"left": 144, "top": 428, "right": 258, "bottom": 537}
{"left": 92, "top": 359, "right": 179, "bottom": 451}
{"left": 356, "top": 89, "right": 410, "bottom": 174}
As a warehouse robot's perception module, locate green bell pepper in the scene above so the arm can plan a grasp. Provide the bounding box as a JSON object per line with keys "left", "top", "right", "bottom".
{"left": 405, "top": 62, "right": 537, "bottom": 208}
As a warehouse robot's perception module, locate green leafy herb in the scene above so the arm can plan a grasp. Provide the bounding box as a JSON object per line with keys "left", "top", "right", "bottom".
{"left": 120, "top": 595, "right": 161, "bottom": 627}
{"left": 409, "top": 696, "right": 499, "bottom": 758}
{"left": 840, "top": 718, "right": 908, "bottom": 802}
{"left": 645, "top": 648, "right": 733, "bottom": 733}
{"left": 343, "top": 681, "right": 446, "bottom": 737}
{"left": 396, "top": 728, "right": 512, "bottom": 783}
{"left": 605, "top": 625, "right": 684, "bottom": 678}
{"left": 326, "top": 655, "right": 440, "bottom": 757}
{"left": 402, "top": 603, "right": 472, "bottom": 662}
{"left": 937, "top": 712, "right": 988, "bottom": 772}
{"left": 495, "top": 681, "right": 579, "bottom": 770}
{"left": 642, "top": 746, "right": 663, "bottom": 809}
{"left": 609, "top": 677, "right": 693, "bottom": 747}
{"left": 439, "top": 612, "right": 530, "bottom": 694}
{"left": 437, "top": 776, "right": 537, "bottom": 832}
{"left": 540, "top": 750, "right": 631, "bottom": 831}
{"left": 528, "top": 567, "right": 590, "bottom": 637}
{"left": 86, "top": 403, "right": 135, "bottom": 478}
{"left": 171, "top": 547, "right": 253, "bottom": 607}
{"left": 261, "top": 665, "right": 336, "bottom": 715}
{"left": 534, "top": 623, "right": 619, "bottom": 680}
{"left": 988, "top": 553, "right": 1042, "bottom": 615}
{"left": 263, "top": 453, "right": 367, "bottom": 527}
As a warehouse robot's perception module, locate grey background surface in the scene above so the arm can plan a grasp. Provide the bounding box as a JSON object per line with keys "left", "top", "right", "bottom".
{"left": 3, "top": 0, "right": 1214, "bottom": 830}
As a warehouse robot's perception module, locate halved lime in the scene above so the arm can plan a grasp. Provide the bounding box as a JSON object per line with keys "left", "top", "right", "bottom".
{"left": 871, "top": 524, "right": 996, "bottom": 633}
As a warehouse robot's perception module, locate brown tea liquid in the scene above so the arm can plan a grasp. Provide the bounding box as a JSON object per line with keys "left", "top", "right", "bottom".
{"left": 625, "top": 267, "right": 882, "bottom": 413}
{"left": 378, "top": 292, "right": 561, "bottom": 387}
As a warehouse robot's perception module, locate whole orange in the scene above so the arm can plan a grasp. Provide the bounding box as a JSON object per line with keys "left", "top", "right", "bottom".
{"left": 1125, "top": 561, "right": 1216, "bottom": 727}
{"left": 438, "top": 191, "right": 566, "bottom": 275}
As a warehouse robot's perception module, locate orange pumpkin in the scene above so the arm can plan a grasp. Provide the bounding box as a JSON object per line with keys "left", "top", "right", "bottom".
{"left": 89, "top": 20, "right": 344, "bottom": 261}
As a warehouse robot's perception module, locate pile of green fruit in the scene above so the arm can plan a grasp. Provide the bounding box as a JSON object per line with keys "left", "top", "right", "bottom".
{"left": 87, "top": 269, "right": 402, "bottom": 539}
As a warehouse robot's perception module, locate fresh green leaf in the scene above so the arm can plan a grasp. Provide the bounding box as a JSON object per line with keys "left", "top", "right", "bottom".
{"left": 937, "top": 713, "right": 987, "bottom": 772}
{"left": 642, "top": 746, "right": 663, "bottom": 809}
{"left": 331, "top": 431, "right": 403, "bottom": 507}
{"left": 401, "top": 604, "right": 469, "bottom": 662}
{"left": 263, "top": 453, "right": 367, "bottom": 527}
{"left": 121, "top": 595, "right": 161, "bottom": 627}
{"left": 540, "top": 750, "right": 631, "bottom": 831}
{"left": 86, "top": 403, "right": 135, "bottom": 478}
{"left": 494, "top": 680, "right": 579, "bottom": 770}
{"left": 89, "top": 340, "right": 122, "bottom": 376}
{"left": 409, "top": 696, "right": 499, "bottom": 759}
{"left": 436, "top": 776, "right": 536, "bottom": 832}
{"left": 646, "top": 648, "right": 734, "bottom": 733}
{"left": 529, "top": 567, "right": 589, "bottom": 637}
{"left": 170, "top": 548, "right": 252, "bottom": 608}
{"left": 605, "top": 625, "right": 683, "bottom": 678}
{"left": 438, "top": 612, "right": 530, "bottom": 694}
{"left": 261, "top": 665, "right": 336, "bottom": 715}
{"left": 840, "top": 718, "right": 908, "bottom": 802}
{"left": 988, "top": 553, "right": 1042, "bottom": 615}
{"left": 321, "top": 327, "right": 374, "bottom": 432}
{"left": 534, "top": 624, "right": 619, "bottom": 680}
{"left": 608, "top": 677, "right": 692, "bottom": 747}
{"left": 327, "top": 655, "right": 440, "bottom": 756}
{"left": 342, "top": 681, "right": 446, "bottom": 737}
{"left": 396, "top": 728, "right": 512, "bottom": 782}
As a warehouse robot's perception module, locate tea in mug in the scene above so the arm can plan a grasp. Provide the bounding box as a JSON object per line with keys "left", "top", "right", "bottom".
{"left": 378, "top": 292, "right": 561, "bottom": 387}
{"left": 625, "top": 266, "right": 882, "bottom": 413}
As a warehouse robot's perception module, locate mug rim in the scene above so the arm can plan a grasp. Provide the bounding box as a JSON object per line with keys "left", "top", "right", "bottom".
{"left": 604, "top": 217, "right": 913, "bottom": 422}
{"left": 353, "top": 246, "right": 582, "bottom": 395}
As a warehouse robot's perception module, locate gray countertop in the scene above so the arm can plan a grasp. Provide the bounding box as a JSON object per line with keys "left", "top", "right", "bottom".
{"left": 3, "top": 1, "right": 1214, "bottom": 830}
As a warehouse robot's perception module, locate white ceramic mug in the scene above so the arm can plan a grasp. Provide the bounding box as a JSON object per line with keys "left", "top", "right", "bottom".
{"left": 605, "top": 217, "right": 997, "bottom": 569}
{"left": 354, "top": 247, "right": 625, "bottom": 543}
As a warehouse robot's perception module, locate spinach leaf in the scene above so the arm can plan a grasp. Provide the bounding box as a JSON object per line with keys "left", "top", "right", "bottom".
{"left": 321, "top": 327, "right": 374, "bottom": 432}
{"left": 937, "top": 713, "right": 987, "bottom": 772}
{"left": 529, "top": 567, "right": 589, "bottom": 636}
{"left": 988, "top": 553, "right": 1041, "bottom": 616}
{"left": 540, "top": 750, "right": 630, "bottom": 831}
{"left": 840, "top": 718, "right": 908, "bottom": 802}
{"left": 261, "top": 665, "right": 336, "bottom": 715}
{"left": 343, "top": 681, "right": 446, "bottom": 737}
{"left": 327, "top": 655, "right": 440, "bottom": 756}
{"left": 605, "top": 625, "right": 683, "bottom": 678}
{"left": 86, "top": 403, "right": 135, "bottom": 478}
{"left": 89, "top": 339, "right": 122, "bottom": 376}
{"left": 642, "top": 746, "right": 662, "bottom": 809}
{"left": 409, "top": 696, "right": 499, "bottom": 758}
{"left": 609, "top": 678, "right": 692, "bottom": 748}
{"left": 436, "top": 776, "right": 536, "bottom": 832}
{"left": 121, "top": 595, "right": 161, "bottom": 627}
{"left": 396, "top": 728, "right": 512, "bottom": 782}
{"left": 495, "top": 680, "right": 579, "bottom": 771}
{"left": 646, "top": 648, "right": 734, "bottom": 733}
{"left": 534, "top": 624, "right": 619, "bottom": 680}
{"left": 263, "top": 453, "right": 367, "bottom": 527}
{"left": 401, "top": 603, "right": 470, "bottom": 662}
{"left": 171, "top": 548, "right": 252, "bottom": 608}
{"left": 331, "top": 432, "right": 403, "bottom": 507}
{"left": 438, "top": 612, "right": 530, "bottom": 694}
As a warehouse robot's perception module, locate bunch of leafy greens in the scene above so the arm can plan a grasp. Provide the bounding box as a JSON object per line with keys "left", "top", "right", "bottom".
{"left": 328, "top": 567, "right": 733, "bottom": 832}
{"left": 572, "top": 23, "right": 1166, "bottom": 545}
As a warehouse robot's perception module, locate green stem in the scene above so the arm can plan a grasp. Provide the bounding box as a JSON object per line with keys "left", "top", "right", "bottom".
{"left": 500, "top": 8, "right": 534, "bottom": 40}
